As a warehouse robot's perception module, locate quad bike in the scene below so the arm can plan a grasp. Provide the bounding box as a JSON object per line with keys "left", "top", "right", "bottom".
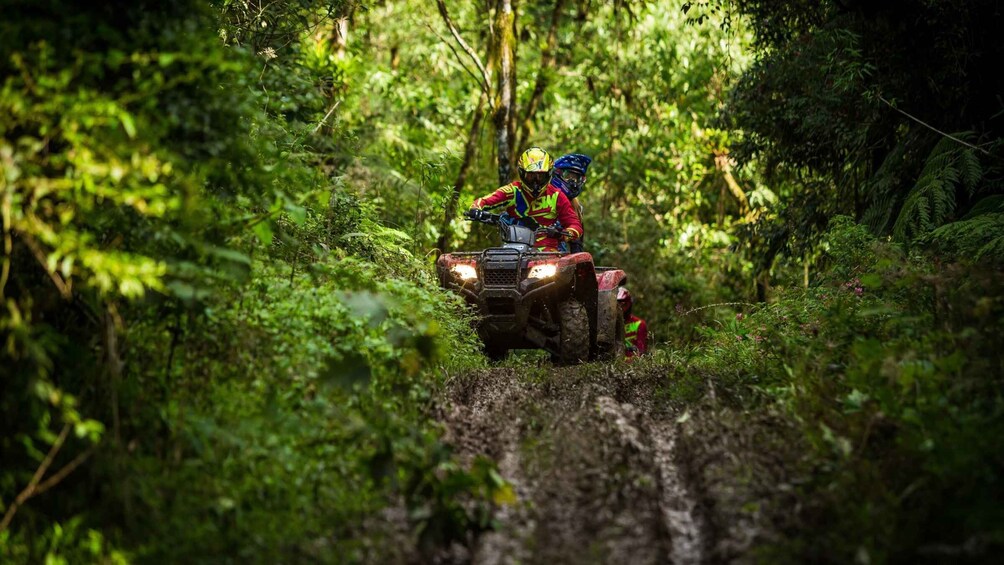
{"left": 436, "top": 210, "right": 628, "bottom": 364}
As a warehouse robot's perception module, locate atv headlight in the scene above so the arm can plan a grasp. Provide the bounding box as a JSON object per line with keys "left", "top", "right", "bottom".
{"left": 527, "top": 264, "right": 557, "bottom": 279}
{"left": 451, "top": 264, "right": 478, "bottom": 281}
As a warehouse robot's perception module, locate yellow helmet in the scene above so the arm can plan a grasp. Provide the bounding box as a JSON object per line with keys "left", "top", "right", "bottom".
{"left": 517, "top": 147, "right": 554, "bottom": 195}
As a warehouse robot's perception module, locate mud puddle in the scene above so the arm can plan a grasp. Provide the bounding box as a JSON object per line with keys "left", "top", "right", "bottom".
{"left": 436, "top": 365, "right": 708, "bottom": 564}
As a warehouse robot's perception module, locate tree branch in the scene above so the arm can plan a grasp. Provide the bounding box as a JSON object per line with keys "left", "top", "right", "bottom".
{"left": 436, "top": 0, "right": 492, "bottom": 98}
{"left": 877, "top": 95, "right": 992, "bottom": 157}
{"left": 714, "top": 152, "right": 750, "bottom": 216}
{"left": 0, "top": 186, "right": 12, "bottom": 300}
{"left": 312, "top": 100, "right": 342, "bottom": 135}
{"left": 21, "top": 229, "right": 71, "bottom": 299}
{"left": 34, "top": 446, "right": 97, "bottom": 497}
{"left": 425, "top": 23, "right": 487, "bottom": 95}
{"left": 0, "top": 424, "right": 71, "bottom": 532}
{"left": 518, "top": 0, "right": 567, "bottom": 150}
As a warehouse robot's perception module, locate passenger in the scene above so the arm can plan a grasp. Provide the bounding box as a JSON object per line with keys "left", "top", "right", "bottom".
{"left": 551, "top": 153, "right": 591, "bottom": 253}
{"left": 617, "top": 287, "right": 648, "bottom": 357}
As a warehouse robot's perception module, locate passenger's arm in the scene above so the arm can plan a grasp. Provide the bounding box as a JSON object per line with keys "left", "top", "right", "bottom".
{"left": 555, "top": 192, "right": 583, "bottom": 240}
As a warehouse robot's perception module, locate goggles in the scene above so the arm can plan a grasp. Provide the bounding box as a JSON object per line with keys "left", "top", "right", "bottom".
{"left": 522, "top": 170, "right": 551, "bottom": 191}
{"left": 556, "top": 169, "right": 586, "bottom": 185}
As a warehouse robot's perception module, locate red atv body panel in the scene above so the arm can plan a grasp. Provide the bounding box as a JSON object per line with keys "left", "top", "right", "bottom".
{"left": 596, "top": 267, "right": 628, "bottom": 291}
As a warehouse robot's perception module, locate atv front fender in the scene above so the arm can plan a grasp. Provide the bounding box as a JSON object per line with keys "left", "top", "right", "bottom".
{"left": 595, "top": 288, "right": 621, "bottom": 348}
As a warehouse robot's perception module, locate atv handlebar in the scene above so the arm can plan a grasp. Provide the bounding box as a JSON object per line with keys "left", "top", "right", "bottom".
{"left": 464, "top": 209, "right": 577, "bottom": 240}
{"left": 464, "top": 208, "right": 499, "bottom": 224}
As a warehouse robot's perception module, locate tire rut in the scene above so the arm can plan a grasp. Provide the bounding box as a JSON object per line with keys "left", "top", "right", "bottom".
{"left": 437, "top": 366, "right": 709, "bottom": 564}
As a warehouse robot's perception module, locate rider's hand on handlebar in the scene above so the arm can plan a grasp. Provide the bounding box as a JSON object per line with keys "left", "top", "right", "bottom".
{"left": 544, "top": 226, "right": 562, "bottom": 238}
{"left": 538, "top": 225, "right": 578, "bottom": 241}
{"left": 465, "top": 208, "right": 489, "bottom": 222}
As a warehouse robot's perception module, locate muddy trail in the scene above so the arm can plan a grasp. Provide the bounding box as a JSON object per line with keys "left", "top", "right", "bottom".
{"left": 427, "top": 362, "right": 780, "bottom": 565}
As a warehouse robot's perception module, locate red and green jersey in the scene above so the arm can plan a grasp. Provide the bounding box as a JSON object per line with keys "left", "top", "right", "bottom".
{"left": 624, "top": 314, "right": 648, "bottom": 357}
{"left": 472, "top": 181, "right": 583, "bottom": 251}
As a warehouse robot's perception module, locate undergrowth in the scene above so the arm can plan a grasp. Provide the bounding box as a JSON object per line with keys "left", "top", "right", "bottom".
{"left": 658, "top": 216, "right": 1004, "bottom": 562}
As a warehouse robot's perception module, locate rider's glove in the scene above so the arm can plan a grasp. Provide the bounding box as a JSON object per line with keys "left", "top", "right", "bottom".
{"left": 561, "top": 229, "right": 582, "bottom": 242}
{"left": 466, "top": 208, "right": 486, "bottom": 221}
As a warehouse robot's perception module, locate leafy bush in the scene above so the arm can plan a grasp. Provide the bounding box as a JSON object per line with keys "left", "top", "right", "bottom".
{"left": 110, "top": 248, "right": 492, "bottom": 562}
{"left": 671, "top": 218, "right": 1004, "bottom": 561}
{"left": 1, "top": 2, "right": 501, "bottom": 562}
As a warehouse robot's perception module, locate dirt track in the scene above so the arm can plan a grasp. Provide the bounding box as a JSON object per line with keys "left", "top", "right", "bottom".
{"left": 436, "top": 365, "right": 712, "bottom": 564}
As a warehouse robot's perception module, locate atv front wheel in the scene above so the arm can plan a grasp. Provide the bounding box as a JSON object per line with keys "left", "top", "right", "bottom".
{"left": 557, "top": 299, "right": 590, "bottom": 365}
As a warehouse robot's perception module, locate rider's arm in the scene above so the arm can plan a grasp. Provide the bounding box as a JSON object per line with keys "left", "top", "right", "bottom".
{"left": 554, "top": 191, "right": 583, "bottom": 240}
{"left": 473, "top": 183, "right": 518, "bottom": 211}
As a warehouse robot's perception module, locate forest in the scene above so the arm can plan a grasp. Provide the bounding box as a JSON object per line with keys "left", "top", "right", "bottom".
{"left": 1, "top": 0, "right": 1002, "bottom": 562}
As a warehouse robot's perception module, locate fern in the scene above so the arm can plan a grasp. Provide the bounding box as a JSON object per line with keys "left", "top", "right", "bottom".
{"left": 861, "top": 184, "right": 897, "bottom": 235}
{"left": 962, "top": 195, "right": 1004, "bottom": 219}
{"left": 861, "top": 137, "right": 908, "bottom": 234}
{"left": 921, "top": 209, "right": 1004, "bottom": 265}
{"left": 893, "top": 135, "right": 982, "bottom": 242}
{"left": 958, "top": 146, "right": 983, "bottom": 196}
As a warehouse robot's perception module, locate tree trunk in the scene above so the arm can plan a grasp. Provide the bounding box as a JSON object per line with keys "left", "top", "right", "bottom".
{"left": 714, "top": 151, "right": 750, "bottom": 217}
{"left": 331, "top": 16, "right": 349, "bottom": 59}
{"left": 492, "top": 0, "right": 517, "bottom": 186}
{"left": 437, "top": 91, "right": 489, "bottom": 255}
{"left": 517, "top": 0, "right": 566, "bottom": 151}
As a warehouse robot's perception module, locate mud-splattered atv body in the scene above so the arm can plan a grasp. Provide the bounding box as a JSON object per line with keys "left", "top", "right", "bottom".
{"left": 436, "top": 211, "right": 627, "bottom": 363}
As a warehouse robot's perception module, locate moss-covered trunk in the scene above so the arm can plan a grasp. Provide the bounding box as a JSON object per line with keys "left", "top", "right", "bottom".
{"left": 492, "top": 0, "right": 517, "bottom": 186}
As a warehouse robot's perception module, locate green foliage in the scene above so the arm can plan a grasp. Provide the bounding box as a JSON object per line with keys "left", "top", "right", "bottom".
{"left": 672, "top": 219, "right": 1004, "bottom": 561}
{"left": 1, "top": 4, "right": 287, "bottom": 558}
{"left": 923, "top": 211, "right": 1004, "bottom": 265}
{"left": 113, "top": 251, "right": 490, "bottom": 562}
{"left": 718, "top": 0, "right": 1004, "bottom": 269}
{"left": 4, "top": 0, "right": 1004, "bottom": 561}
{"left": 1, "top": 517, "right": 129, "bottom": 565}
{"left": 893, "top": 136, "right": 982, "bottom": 242}
{"left": 588, "top": 209, "right": 752, "bottom": 340}
{"left": 1, "top": 1, "right": 498, "bottom": 562}
{"left": 219, "top": 0, "right": 352, "bottom": 51}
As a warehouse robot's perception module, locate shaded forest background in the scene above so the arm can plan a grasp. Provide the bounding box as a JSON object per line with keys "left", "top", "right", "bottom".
{"left": 1, "top": 0, "right": 1002, "bottom": 562}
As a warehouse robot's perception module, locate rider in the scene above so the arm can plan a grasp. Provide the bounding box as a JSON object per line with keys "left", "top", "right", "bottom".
{"left": 618, "top": 287, "right": 648, "bottom": 357}
{"left": 469, "top": 147, "right": 582, "bottom": 252}
{"left": 551, "top": 153, "right": 591, "bottom": 253}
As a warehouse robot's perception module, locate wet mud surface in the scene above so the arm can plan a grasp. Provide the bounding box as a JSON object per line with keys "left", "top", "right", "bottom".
{"left": 435, "top": 365, "right": 714, "bottom": 564}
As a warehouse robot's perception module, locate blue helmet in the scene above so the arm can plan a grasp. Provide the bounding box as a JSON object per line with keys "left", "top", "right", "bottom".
{"left": 552, "top": 153, "right": 592, "bottom": 199}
